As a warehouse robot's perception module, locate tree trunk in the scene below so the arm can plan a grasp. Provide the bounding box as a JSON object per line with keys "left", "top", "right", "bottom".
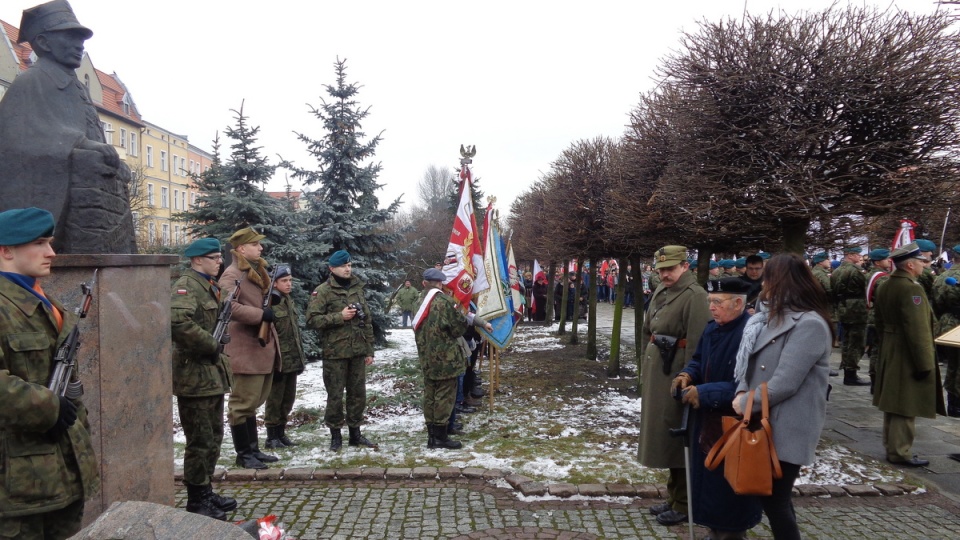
{"left": 545, "top": 261, "right": 556, "bottom": 324}
{"left": 631, "top": 254, "right": 643, "bottom": 381}
{"left": 781, "top": 217, "right": 810, "bottom": 255}
{"left": 697, "top": 249, "right": 712, "bottom": 285}
{"left": 557, "top": 260, "right": 569, "bottom": 335}
{"left": 607, "top": 256, "right": 626, "bottom": 377}
{"left": 586, "top": 257, "right": 598, "bottom": 359}
{"left": 569, "top": 258, "right": 581, "bottom": 345}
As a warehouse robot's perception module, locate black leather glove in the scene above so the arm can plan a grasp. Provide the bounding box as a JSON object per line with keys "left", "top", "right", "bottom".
{"left": 261, "top": 308, "right": 275, "bottom": 323}
{"left": 272, "top": 370, "right": 283, "bottom": 382}
{"left": 913, "top": 370, "right": 931, "bottom": 381}
{"left": 47, "top": 396, "right": 78, "bottom": 438}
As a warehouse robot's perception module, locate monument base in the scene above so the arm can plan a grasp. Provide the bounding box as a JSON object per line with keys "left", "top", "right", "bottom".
{"left": 48, "top": 254, "right": 179, "bottom": 525}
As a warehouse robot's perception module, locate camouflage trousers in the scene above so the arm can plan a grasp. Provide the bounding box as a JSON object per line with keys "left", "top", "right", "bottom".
{"left": 177, "top": 394, "right": 225, "bottom": 487}
{"left": 2, "top": 496, "right": 84, "bottom": 540}
{"left": 265, "top": 372, "right": 299, "bottom": 427}
{"left": 866, "top": 325, "right": 879, "bottom": 378}
{"left": 323, "top": 356, "right": 367, "bottom": 429}
{"left": 938, "top": 345, "right": 960, "bottom": 398}
{"left": 839, "top": 322, "right": 866, "bottom": 372}
{"left": 423, "top": 376, "right": 458, "bottom": 425}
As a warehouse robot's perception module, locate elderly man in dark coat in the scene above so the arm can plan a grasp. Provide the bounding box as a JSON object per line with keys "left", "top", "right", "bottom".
{"left": 873, "top": 242, "right": 946, "bottom": 467}
{"left": 0, "top": 1, "right": 135, "bottom": 253}
{"left": 672, "top": 279, "right": 761, "bottom": 539}
{"left": 639, "top": 245, "right": 711, "bottom": 526}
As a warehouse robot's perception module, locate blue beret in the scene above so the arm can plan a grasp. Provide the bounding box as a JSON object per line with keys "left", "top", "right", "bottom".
{"left": 831, "top": 260, "right": 841, "bottom": 269}
{"left": 868, "top": 248, "right": 890, "bottom": 261}
{"left": 719, "top": 259, "right": 735, "bottom": 269}
{"left": 423, "top": 268, "right": 446, "bottom": 282}
{"left": 709, "top": 260, "right": 719, "bottom": 269}
{"left": 952, "top": 244, "right": 960, "bottom": 256}
{"left": 812, "top": 252, "right": 828, "bottom": 264}
{"left": 689, "top": 260, "right": 698, "bottom": 269}
{"left": 756, "top": 251, "right": 771, "bottom": 260}
{"left": 328, "top": 250, "right": 351, "bottom": 267}
{"left": 735, "top": 257, "right": 746, "bottom": 268}
{"left": 0, "top": 207, "right": 55, "bottom": 246}
{"left": 915, "top": 239, "right": 937, "bottom": 253}
{"left": 184, "top": 237, "right": 221, "bottom": 257}
{"left": 843, "top": 246, "right": 863, "bottom": 255}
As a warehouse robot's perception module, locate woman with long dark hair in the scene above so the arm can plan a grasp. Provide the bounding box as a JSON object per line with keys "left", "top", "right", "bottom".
{"left": 732, "top": 253, "right": 833, "bottom": 539}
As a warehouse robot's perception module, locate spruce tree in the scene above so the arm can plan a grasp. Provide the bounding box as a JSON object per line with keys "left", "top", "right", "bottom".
{"left": 285, "top": 58, "right": 403, "bottom": 346}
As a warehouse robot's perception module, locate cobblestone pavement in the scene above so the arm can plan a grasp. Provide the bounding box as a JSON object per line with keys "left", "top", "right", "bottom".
{"left": 177, "top": 478, "right": 960, "bottom": 539}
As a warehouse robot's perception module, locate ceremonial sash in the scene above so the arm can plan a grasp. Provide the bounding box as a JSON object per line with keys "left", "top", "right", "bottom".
{"left": 412, "top": 288, "right": 443, "bottom": 330}
{"left": 866, "top": 271, "right": 888, "bottom": 307}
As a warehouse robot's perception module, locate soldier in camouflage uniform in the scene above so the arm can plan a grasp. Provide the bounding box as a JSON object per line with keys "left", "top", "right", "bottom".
{"left": 264, "top": 265, "right": 306, "bottom": 448}
{"left": 916, "top": 239, "right": 938, "bottom": 301}
{"left": 414, "top": 268, "right": 492, "bottom": 449}
{"left": 831, "top": 247, "right": 871, "bottom": 386}
{"left": 933, "top": 245, "right": 960, "bottom": 417}
{"left": 394, "top": 280, "right": 420, "bottom": 327}
{"left": 865, "top": 249, "right": 892, "bottom": 392}
{"left": 811, "top": 252, "right": 840, "bottom": 375}
{"left": 307, "top": 250, "right": 376, "bottom": 451}
{"left": 0, "top": 208, "right": 99, "bottom": 539}
{"left": 171, "top": 237, "right": 236, "bottom": 520}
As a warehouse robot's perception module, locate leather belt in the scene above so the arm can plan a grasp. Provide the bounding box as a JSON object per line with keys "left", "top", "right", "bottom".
{"left": 650, "top": 335, "right": 687, "bottom": 348}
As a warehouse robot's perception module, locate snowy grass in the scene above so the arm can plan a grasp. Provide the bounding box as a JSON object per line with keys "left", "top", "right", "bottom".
{"left": 173, "top": 322, "right": 906, "bottom": 489}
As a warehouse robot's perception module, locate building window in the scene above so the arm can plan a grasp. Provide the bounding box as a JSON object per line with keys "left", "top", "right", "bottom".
{"left": 131, "top": 211, "right": 139, "bottom": 231}
{"left": 147, "top": 183, "right": 154, "bottom": 206}
{"left": 119, "top": 128, "right": 127, "bottom": 149}
{"left": 148, "top": 222, "right": 155, "bottom": 243}
{"left": 181, "top": 191, "right": 187, "bottom": 210}
{"left": 102, "top": 122, "right": 112, "bottom": 144}
{"left": 161, "top": 187, "right": 169, "bottom": 208}
{"left": 160, "top": 151, "right": 168, "bottom": 172}
{"left": 191, "top": 193, "right": 198, "bottom": 206}
{"left": 129, "top": 133, "right": 138, "bottom": 157}
{"left": 122, "top": 94, "right": 132, "bottom": 116}
{"left": 173, "top": 189, "right": 179, "bottom": 210}
{"left": 146, "top": 146, "right": 153, "bottom": 167}
{"left": 174, "top": 225, "right": 181, "bottom": 244}
{"left": 162, "top": 224, "right": 170, "bottom": 245}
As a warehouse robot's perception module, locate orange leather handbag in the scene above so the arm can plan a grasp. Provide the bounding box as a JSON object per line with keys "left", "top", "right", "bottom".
{"left": 704, "top": 382, "right": 783, "bottom": 496}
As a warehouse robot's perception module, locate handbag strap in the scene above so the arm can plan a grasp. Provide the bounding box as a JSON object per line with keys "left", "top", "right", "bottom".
{"left": 758, "top": 382, "right": 784, "bottom": 479}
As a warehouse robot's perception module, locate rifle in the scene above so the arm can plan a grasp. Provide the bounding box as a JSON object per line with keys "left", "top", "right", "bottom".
{"left": 257, "top": 267, "right": 280, "bottom": 347}
{"left": 48, "top": 269, "right": 97, "bottom": 399}
{"left": 213, "top": 280, "right": 240, "bottom": 350}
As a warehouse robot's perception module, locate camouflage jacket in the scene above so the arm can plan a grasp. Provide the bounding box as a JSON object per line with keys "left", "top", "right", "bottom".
{"left": 919, "top": 267, "right": 936, "bottom": 303}
{"left": 812, "top": 265, "right": 832, "bottom": 296}
{"left": 0, "top": 276, "right": 99, "bottom": 518}
{"left": 934, "top": 267, "right": 960, "bottom": 333}
{"left": 274, "top": 293, "right": 306, "bottom": 373}
{"left": 307, "top": 275, "right": 374, "bottom": 360}
{"left": 414, "top": 290, "right": 469, "bottom": 380}
{"left": 171, "top": 269, "right": 233, "bottom": 398}
{"left": 394, "top": 286, "right": 420, "bottom": 312}
{"left": 831, "top": 261, "right": 867, "bottom": 324}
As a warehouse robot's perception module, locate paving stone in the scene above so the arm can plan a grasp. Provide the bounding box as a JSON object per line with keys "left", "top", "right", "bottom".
{"left": 873, "top": 483, "right": 904, "bottom": 496}
{"left": 313, "top": 469, "right": 336, "bottom": 480}
{"left": 255, "top": 468, "right": 282, "bottom": 481}
{"left": 212, "top": 467, "right": 227, "bottom": 482}
{"left": 796, "top": 484, "right": 828, "bottom": 497}
{"left": 634, "top": 483, "right": 660, "bottom": 498}
{"left": 461, "top": 467, "right": 486, "bottom": 478}
{"left": 224, "top": 469, "right": 256, "bottom": 482}
{"left": 482, "top": 468, "right": 509, "bottom": 480}
{"left": 896, "top": 483, "right": 919, "bottom": 493}
{"left": 412, "top": 467, "right": 438, "bottom": 478}
{"left": 385, "top": 467, "right": 412, "bottom": 479}
{"left": 548, "top": 483, "right": 577, "bottom": 497}
{"left": 823, "top": 485, "right": 848, "bottom": 497}
{"left": 518, "top": 481, "right": 547, "bottom": 496}
{"left": 282, "top": 467, "right": 314, "bottom": 481}
{"left": 577, "top": 484, "right": 608, "bottom": 497}
{"left": 438, "top": 467, "right": 462, "bottom": 479}
{"left": 337, "top": 467, "right": 363, "bottom": 479}
{"left": 361, "top": 467, "right": 386, "bottom": 479}
{"left": 606, "top": 484, "right": 637, "bottom": 497}
{"left": 505, "top": 474, "right": 533, "bottom": 488}
{"left": 844, "top": 484, "right": 880, "bottom": 497}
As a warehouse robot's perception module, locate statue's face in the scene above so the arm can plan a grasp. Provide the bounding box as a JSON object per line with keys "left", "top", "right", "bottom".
{"left": 36, "top": 29, "right": 89, "bottom": 69}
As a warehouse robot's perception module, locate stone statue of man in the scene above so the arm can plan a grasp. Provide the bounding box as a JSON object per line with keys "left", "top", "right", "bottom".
{"left": 0, "top": 0, "right": 136, "bottom": 254}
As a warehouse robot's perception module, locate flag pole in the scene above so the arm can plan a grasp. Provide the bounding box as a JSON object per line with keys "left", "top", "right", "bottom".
{"left": 940, "top": 208, "right": 951, "bottom": 258}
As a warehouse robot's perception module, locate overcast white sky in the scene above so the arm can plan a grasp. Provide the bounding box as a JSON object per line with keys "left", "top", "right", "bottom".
{"left": 0, "top": 0, "right": 949, "bottom": 213}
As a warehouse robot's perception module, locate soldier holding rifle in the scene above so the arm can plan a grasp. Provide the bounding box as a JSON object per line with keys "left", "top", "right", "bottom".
{"left": 219, "top": 227, "right": 281, "bottom": 469}
{"left": 171, "top": 237, "right": 236, "bottom": 520}
{"left": 0, "top": 207, "right": 99, "bottom": 539}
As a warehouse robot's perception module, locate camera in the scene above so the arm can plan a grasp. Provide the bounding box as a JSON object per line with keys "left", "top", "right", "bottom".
{"left": 348, "top": 303, "right": 367, "bottom": 326}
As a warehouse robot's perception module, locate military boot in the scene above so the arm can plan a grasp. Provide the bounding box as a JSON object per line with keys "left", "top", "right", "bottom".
{"left": 426, "top": 424, "right": 436, "bottom": 448}
{"left": 230, "top": 423, "right": 267, "bottom": 470}
{"left": 843, "top": 370, "right": 870, "bottom": 386}
{"left": 264, "top": 426, "right": 286, "bottom": 449}
{"left": 949, "top": 394, "right": 960, "bottom": 418}
{"left": 430, "top": 424, "right": 462, "bottom": 450}
{"left": 348, "top": 426, "right": 376, "bottom": 448}
{"left": 205, "top": 484, "right": 238, "bottom": 513}
{"left": 247, "top": 417, "right": 279, "bottom": 463}
{"left": 278, "top": 425, "right": 297, "bottom": 447}
{"left": 185, "top": 483, "right": 226, "bottom": 521}
{"left": 330, "top": 428, "right": 342, "bottom": 451}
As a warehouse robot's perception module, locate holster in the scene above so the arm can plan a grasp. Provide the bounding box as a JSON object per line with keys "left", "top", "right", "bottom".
{"left": 652, "top": 334, "right": 679, "bottom": 375}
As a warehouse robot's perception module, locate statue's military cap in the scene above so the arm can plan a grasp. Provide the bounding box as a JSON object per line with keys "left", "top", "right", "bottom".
{"left": 228, "top": 227, "right": 265, "bottom": 248}
{"left": 328, "top": 249, "right": 351, "bottom": 267}
{"left": 18, "top": 0, "right": 92, "bottom": 44}
{"left": 867, "top": 248, "right": 890, "bottom": 261}
{"left": 653, "top": 245, "right": 687, "bottom": 270}
{"left": 0, "top": 207, "right": 55, "bottom": 246}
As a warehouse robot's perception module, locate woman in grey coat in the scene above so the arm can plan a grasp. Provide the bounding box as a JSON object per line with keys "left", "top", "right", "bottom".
{"left": 732, "top": 253, "right": 833, "bottom": 540}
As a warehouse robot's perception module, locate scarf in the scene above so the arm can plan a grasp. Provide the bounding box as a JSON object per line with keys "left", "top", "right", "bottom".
{"left": 734, "top": 301, "right": 768, "bottom": 383}
{"left": 412, "top": 288, "right": 443, "bottom": 330}
{"left": 232, "top": 250, "right": 270, "bottom": 294}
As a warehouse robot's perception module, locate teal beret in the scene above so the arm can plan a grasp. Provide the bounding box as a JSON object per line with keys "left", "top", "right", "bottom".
{"left": 719, "top": 259, "right": 735, "bottom": 269}
{"left": 812, "top": 252, "right": 828, "bottom": 264}
{"left": 756, "top": 251, "right": 771, "bottom": 260}
{"left": 709, "top": 260, "right": 719, "bottom": 269}
{"left": 689, "top": 260, "right": 698, "bottom": 269}
{"left": 328, "top": 249, "right": 351, "bottom": 267}
{"left": 735, "top": 257, "right": 746, "bottom": 268}
{"left": 184, "top": 237, "right": 221, "bottom": 257}
{"left": 843, "top": 246, "right": 863, "bottom": 255}
{"left": 915, "top": 239, "right": 937, "bottom": 252}
{"left": 952, "top": 244, "right": 960, "bottom": 256}
{"left": 0, "top": 207, "right": 55, "bottom": 246}
{"left": 868, "top": 248, "right": 890, "bottom": 261}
